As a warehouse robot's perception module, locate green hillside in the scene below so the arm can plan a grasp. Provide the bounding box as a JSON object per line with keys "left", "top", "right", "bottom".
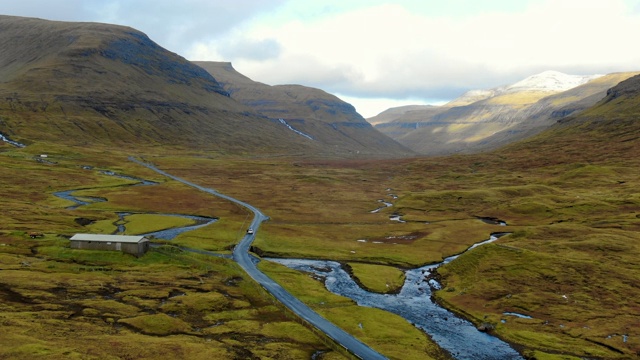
{"left": 195, "top": 61, "right": 414, "bottom": 156}
{"left": 0, "top": 16, "right": 406, "bottom": 157}
{"left": 371, "top": 72, "right": 639, "bottom": 155}
{"left": 430, "top": 74, "right": 640, "bottom": 358}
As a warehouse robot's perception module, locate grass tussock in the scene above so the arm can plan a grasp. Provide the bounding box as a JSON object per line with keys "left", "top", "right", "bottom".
{"left": 345, "top": 262, "right": 406, "bottom": 293}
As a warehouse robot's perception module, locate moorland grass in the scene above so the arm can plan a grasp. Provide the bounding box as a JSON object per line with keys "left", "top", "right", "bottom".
{"left": 0, "top": 242, "right": 334, "bottom": 359}
{"left": 3, "top": 133, "right": 640, "bottom": 358}
{"left": 143, "top": 152, "right": 640, "bottom": 358}
{"left": 121, "top": 213, "right": 197, "bottom": 235}
{"left": 0, "top": 149, "right": 339, "bottom": 359}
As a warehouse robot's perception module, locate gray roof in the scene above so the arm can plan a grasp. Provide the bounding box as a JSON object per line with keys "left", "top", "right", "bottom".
{"left": 70, "top": 234, "right": 148, "bottom": 243}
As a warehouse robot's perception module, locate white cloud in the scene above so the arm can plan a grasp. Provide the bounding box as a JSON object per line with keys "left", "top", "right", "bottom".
{"left": 336, "top": 94, "right": 446, "bottom": 118}
{"left": 187, "top": 0, "right": 640, "bottom": 106}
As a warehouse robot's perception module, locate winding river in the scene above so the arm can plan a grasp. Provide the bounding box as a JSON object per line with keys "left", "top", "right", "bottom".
{"left": 53, "top": 171, "right": 217, "bottom": 239}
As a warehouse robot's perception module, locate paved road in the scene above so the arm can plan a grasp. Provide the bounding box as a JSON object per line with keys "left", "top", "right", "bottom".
{"left": 130, "top": 157, "right": 387, "bottom": 360}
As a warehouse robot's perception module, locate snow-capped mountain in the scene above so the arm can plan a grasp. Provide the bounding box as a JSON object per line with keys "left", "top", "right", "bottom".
{"left": 368, "top": 70, "right": 638, "bottom": 155}
{"left": 447, "top": 71, "right": 602, "bottom": 106}
{"left": 505, "top": 70, "right": 603, "bottom": 93}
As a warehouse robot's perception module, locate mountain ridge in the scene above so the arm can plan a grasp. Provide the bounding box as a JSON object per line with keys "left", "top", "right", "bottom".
{"left": 369, "top": 70, "right": 639, "bottom": 155}
{"left": 0, "top": 15, "right": 410, "bottom": 158}
{"left": 504, "top": 70, "right": 602, "bottom": 93}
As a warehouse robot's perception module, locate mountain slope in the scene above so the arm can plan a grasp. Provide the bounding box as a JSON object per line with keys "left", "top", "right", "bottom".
{"left": 370, "top": 71, "right": 638, "bottom": 155}
{"left": 499, "top": 73, "right": 640, "bottom": 165}
{"left": 0, "top": 16, "right": 406, "bottom": 157}
{"left": 0, "top": 15, "right": 262, "bottom": 150}
{"left": 194, "top": 61, "right": 414, "bottom": 156}
{"left": 367, "top": 105, "right": 444, "bottom": 127}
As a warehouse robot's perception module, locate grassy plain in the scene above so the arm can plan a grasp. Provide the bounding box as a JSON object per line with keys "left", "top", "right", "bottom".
{"left": 0, "top": 145, "right": 338, "bottom": 359}
{"left": 139, "top": 136, "right": 640, "bottom": 358}
{"left": 0, "top": 235, "right": 329, "bottom": 359}
{"left": 2, "top": 117, "right": 640, "bottom": 359}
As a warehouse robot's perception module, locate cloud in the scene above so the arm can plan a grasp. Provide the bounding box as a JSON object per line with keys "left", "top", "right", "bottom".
{"left": 0, "top": 0, "right": 89, "bottom": 21}
{"left": 0, "top": 0, "right": 287, "bottom": 55}
{"left": 86, "top": 0, "right": 289, "bottom": 54}
{"left": 216, "top": 38, "right": 282, "bottom": 62}
{"left": 191, "top": 0, "right": 640, "bottom": 104}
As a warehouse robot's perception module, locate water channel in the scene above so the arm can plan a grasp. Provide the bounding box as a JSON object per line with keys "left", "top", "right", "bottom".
{"left": 53, "top": 171, "right": 217, "bottom": 240}
{"left": 0, "top": 132, "right": 26, "bottom": 148}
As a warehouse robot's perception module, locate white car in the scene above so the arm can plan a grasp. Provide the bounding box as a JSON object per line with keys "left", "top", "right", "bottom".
{"left": 246, "top": 228, "right": 254, "bottom": 234}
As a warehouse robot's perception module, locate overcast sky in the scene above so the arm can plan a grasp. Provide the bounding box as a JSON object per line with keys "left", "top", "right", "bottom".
{"left": 2, "top": 0, "right": 640, "bottom": 117}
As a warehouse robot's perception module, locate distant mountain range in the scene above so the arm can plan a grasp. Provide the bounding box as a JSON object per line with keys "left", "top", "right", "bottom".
{"left": 369, "top": 70, "right": 639, "bottom": 155}
{"left": 0, "top": 15, "right": 412, "bottom": 157}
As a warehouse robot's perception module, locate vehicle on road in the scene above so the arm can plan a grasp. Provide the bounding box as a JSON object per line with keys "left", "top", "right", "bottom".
{"left": 246, "top": 228, "right": 254, "bottom": 234}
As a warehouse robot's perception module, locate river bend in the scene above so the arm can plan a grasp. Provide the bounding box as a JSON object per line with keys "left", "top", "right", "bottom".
{"left": 269, "top": 234, "right": 523, "bottom": 360}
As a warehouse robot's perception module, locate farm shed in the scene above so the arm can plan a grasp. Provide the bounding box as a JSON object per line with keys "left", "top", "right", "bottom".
{"left": 70, "top": 234, "right": 150, "bottom": 257}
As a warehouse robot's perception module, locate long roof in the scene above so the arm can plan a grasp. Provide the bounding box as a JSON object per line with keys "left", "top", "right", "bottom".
{"left": 70, "top": 234, "right": 148, "bottom": 243}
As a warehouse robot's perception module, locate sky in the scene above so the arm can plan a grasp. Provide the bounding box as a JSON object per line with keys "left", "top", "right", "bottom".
{"left": 2, "top": 0, "right": 640, "bottom": 117}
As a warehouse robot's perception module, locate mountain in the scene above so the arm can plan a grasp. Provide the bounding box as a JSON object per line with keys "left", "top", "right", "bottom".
{"left": 370, "top": 71, "right": 638, "bottom": 155}
{"left": 502, "top": 73, "right": 640, "bottom": 165}
{"left": 502, "top": 70, "right": 600, "bottom": 93}
{"left": 193, "top": 61, "right": 413, "bottom": 155}
{"left": 366, "top": 105, "right": 441, "bottom": 126}
{"left": 0, "top": 15, "right": 410, "bottom": 157}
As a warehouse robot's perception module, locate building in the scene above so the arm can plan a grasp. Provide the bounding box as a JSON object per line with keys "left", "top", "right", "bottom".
{"left": 70, "top": 234, "right": 150, "bottom": 257}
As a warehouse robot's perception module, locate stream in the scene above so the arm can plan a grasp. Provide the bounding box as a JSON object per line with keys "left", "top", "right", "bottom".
{"left": 0, "top": 132, "right": 26, "bottom": 148}
{"left": 268, "top": 233, "right": 524, "bottom": 360}
{"left": 53, "top": 171, "right": 217, "bottom": 240}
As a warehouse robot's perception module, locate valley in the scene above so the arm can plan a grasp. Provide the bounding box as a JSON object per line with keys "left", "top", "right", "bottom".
{"left": 2, "top": 135, "right": 639, "bottom": 359}
{"left": 1, "top": 13, "right": 640, "bottom": 360}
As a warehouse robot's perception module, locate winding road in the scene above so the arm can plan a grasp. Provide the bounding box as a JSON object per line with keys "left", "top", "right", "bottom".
{"left": 129, "top": 157, "right": 387, "bottom": 360}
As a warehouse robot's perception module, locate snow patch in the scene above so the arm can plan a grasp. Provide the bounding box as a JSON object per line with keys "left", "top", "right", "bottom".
{"left": 505, "top": 70, "right": 603, "bottom": 93}
{"left": 503, "top": 312, "right": 533, "bottom": 319}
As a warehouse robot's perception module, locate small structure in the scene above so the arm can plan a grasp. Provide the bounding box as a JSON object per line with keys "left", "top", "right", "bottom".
{"left": 70, "top": 234, "right": 150, "bottom": 257}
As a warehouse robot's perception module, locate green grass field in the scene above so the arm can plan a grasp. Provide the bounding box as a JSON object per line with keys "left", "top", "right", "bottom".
{"left": 2, "top": 128, "right": 640, "bottom": 358}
